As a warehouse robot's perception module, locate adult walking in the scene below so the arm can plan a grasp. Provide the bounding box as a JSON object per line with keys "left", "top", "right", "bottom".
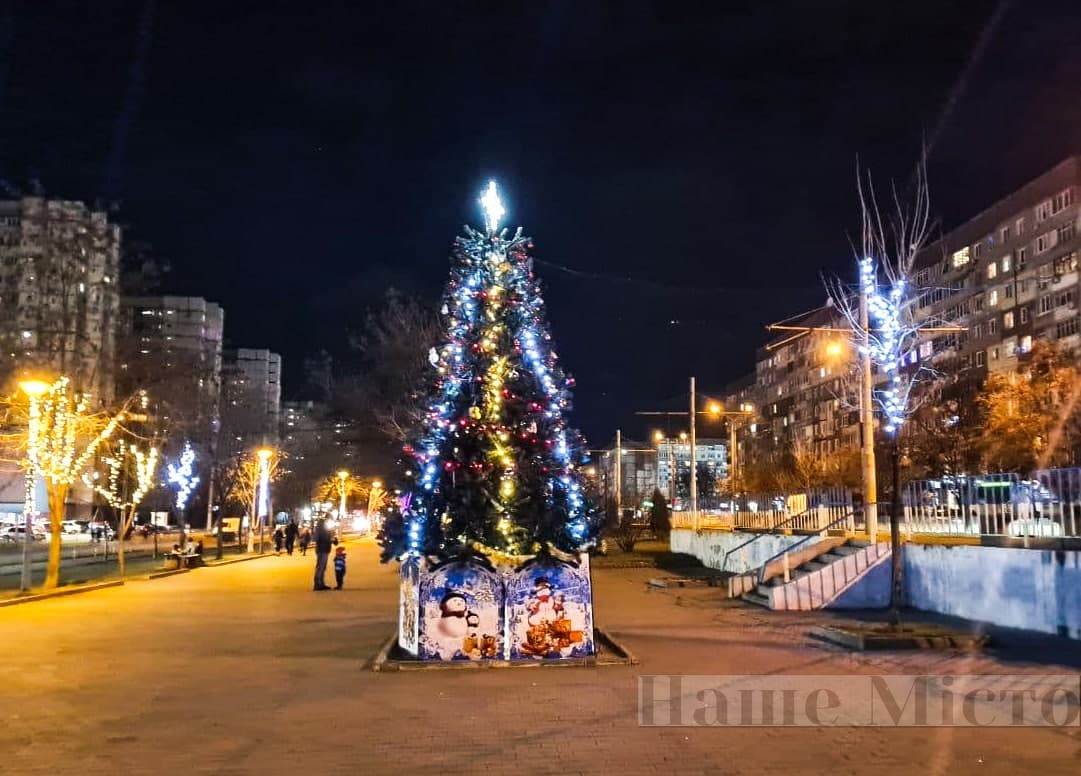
{"left": 284, "top": 519, "right": 298, "bottom": 555}
{"left": 312, "top": 519, "right": 333, "bottom": 591}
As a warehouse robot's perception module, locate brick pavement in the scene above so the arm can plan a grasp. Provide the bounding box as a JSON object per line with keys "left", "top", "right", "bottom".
{"left": 0, "top": 539, "right": 1077, "bottom": 775}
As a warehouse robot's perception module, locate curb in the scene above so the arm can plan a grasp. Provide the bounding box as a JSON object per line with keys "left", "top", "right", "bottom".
{"left": 809, "top": 624, "right": 989, "bottom": 651}
{"left": 203, "top": 553, "right": 272, "bottom": 567}
{"left": 147, "top": 568, "right": 191, "bottom": 580}
{"left": 0, "top": 579, "right": 124, "bottom": 608}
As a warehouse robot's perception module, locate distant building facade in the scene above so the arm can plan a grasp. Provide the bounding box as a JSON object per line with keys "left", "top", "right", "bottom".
{"left": 221, "top": 348, "right": 282, "bottom": 454}
{"left": 0, "top": 196, "right": 121, "bottom": 400}
{"left": 117, "top": 296, "right": 224, "bottom": 450}
{"left": 722, "top": 155, "right": 1080, "bottom": 480}
{"left": 655, "top": 437, "right": 728, "bottom": 505}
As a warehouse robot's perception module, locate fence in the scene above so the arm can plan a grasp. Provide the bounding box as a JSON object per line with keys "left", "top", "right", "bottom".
{"left": 672, "top": 469, "right": 1081, "bottom": 541}
{"left": 902, "top": 467, "right": 1081, "bottom": 539}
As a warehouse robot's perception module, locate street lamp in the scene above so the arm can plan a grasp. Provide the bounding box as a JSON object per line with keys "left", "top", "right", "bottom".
{"left": 252, "top": 447, "right": 273, "bottom": 553}
{"left": 18, "top": 378, "right": 50, "bottom": 593}
{"left": 337, "top": 470, "right": 349, "bottom": 537}
{"left": 366, "top": 479, "right": 384, "bottom": 534}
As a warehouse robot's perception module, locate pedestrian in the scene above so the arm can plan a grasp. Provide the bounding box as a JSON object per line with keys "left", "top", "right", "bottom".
{"left": 333, "top": 545, "right": 347, "bottom": 590}
{"left": 312, "top": 519, "right": 333, "bottom": 591}
{"left": 273, "top": 525, "right": 284, "bottom": 554}
{"left": 299, "top": 526, "right": 311, "bottom": 556}
{"left": 284, "top": 519, "right": 298, "bottom": 555}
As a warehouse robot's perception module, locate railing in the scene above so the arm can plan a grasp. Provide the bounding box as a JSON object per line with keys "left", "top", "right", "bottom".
{"left": 721, "top": 504, "right": 844, "bottom": 572}
{"left": 756, "top": 511, "right": 857, "bottom": 586}
{"left": 902, "top": 467, "right": 1081, "bottom": 541}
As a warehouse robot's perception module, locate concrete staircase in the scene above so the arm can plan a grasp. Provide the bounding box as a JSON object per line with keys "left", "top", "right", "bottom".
{"left": 743, "top": 539, "right": 891, "bottom": 610}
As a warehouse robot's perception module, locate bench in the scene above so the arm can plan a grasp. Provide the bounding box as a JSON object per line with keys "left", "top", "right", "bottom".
{"left": 163, "top": 552, "right": 204, "bottom": 570}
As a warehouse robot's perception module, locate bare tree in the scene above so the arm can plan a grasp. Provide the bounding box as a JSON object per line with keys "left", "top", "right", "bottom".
{"left": 344, "top": 289, "right": 439, "bottom": 443}
{"left": 825, "top": 156, "right": 942, "bottom": 626}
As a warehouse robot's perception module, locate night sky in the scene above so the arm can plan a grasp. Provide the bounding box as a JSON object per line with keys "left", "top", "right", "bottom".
{"left": 2, "top": 1, "right": 1079, "bottom": 443}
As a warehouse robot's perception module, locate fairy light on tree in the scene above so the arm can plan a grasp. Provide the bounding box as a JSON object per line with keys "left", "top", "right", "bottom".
{"left": 167, "top": 441, "right": 199, "bottom": 510}
{"left": 19, "top": 376, "right": 134, "bottom": 589}
{"left": 378, "top": 180, "right": 598, "bottom": 564}
{"left": 826, "top": 157, "right": 945, "bottom": 626}
{"left": 83, "top": 439, "right": 160, "bottom": 578}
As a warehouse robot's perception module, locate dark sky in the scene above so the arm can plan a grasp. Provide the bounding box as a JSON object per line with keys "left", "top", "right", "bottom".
{"left": 2, "top": 0, "right": 1079, "bottom": 443}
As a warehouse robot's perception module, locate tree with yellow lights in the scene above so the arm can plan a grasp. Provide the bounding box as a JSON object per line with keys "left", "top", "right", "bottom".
{"left": 220, "top": 449, "right": 284, "bottom": 552}
{"left": 379, "top": 182, "right": 598, "bottom": 563}
{"left": 14, "top": 377, "right": 137, "bottom": 589}
{"left": 82, "top": 438, "right": 159, "bottom": 578}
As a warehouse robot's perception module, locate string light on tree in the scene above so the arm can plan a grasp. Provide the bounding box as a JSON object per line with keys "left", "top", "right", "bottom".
{"left": 166, "top": 441, "right": 200, "bottom": 511}
{"left": 380, "top": 180, "right": 598, "bottom": 563}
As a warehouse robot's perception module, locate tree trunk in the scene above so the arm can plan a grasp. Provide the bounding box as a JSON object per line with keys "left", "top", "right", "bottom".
{"left": 44, "top": 483, "right": 69, "bottom": 590}
{"left": 889, "top": 439, "right": 903, "bottom": 628}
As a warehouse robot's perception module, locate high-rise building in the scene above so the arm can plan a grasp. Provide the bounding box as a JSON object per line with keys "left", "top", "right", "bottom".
{"left": 655, "top": 437, "right": 728, "bottom": 506}
{"left": 723, "top": 155, "right": 1080, "bottom": 477}
{"left": 221, "top": 348, "right": 282, "bottom": 454}
{"left": 117, "top": 296, "right": 224, "bottom": 448}
{"left": 301, "top": 350, "right": 333, "bottom": 402}
{"left": 0, "top": 196, "right": 121, "bottom": 401}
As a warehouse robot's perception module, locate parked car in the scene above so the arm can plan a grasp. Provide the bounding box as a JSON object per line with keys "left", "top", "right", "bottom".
{"left": 61, "top": 520, "right": 84, "bottom": 534}
{"left": 1, "top": 525, "right": 46, "bottom": 543}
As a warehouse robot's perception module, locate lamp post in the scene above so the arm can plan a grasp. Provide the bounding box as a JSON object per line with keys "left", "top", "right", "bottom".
{"left": 18, "top": 379, "right": 50, "bottom": 593}
{"left": 337, "top": 470, "right": 348, "bottom": 538}
{"left": 252, "top": 447, "right": 273, "bottom": 553}
{"left": 638, "top": 386, "right": 752, "bottom": 528}
{"left": 366, "top": 479, "right": 383, "bottom": 534}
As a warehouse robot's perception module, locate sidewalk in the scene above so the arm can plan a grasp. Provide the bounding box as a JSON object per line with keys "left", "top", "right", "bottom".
{"left": 0, "top": 539, "right": 1075, "bottom": 775}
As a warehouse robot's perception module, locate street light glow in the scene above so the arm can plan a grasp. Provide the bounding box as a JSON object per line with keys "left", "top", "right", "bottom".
{"left": 707, "top": 401, "right": 722, "bottom": 415}
{"left": 19, "top": 379, "right": 50, "bottom": 397}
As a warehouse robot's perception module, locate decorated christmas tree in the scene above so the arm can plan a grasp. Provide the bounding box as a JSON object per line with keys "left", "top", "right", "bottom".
{"left": 380, "top": 182, "right": 598, "bottom": 565}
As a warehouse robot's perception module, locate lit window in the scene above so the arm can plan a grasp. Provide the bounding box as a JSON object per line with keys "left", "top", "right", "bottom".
{"left": 919, "top": 341, "right": 933, "bottom": 358}
{"left": 988, "top": 289, "right": 999, "bottom": 306}
{"left": 1004, "top": 311, "right": 1014, "bottom": 329}
{"left": 951, "top": 247, "right": 970, "bottom": 267}
{"left": 1001, "top": 255, "right": 1011, "bottom": 273}
{"left": 1020, "top": 335, "right": 1032, "bottom": 353}
{"left": 976, "top": 351, "right": 985, "bottom": 367}
{"left": 986, "top": 263, "right": 997, "bottom": 279}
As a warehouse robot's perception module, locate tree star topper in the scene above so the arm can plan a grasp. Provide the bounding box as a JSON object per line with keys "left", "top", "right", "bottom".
{"left": 479, "top": 179, "right": 505, "bottom": 234}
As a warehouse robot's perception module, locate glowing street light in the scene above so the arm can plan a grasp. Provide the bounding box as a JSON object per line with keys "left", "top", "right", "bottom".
{"left": 337, "top": 470, "right": 349, "bottom": 537}
{"left": 250, "top": 447, "right": 274, "bottom": 553}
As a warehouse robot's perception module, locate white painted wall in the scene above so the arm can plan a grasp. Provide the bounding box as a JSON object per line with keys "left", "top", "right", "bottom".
{"left": 905, "top": 544, "right": 1081, "bottom": 640}
{"left": 670, "top": 528, "right": 826, "bottom": 573}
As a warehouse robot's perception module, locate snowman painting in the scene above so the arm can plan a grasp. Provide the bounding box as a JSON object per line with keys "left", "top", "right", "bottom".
{"left": 436, "top": 591, "right": 479, "bottom": 640}
{"left": 508, "top": 561, "right": 595, "bottom": 660}
{"left": 526, "top": 578, "right": 560, "bottom": 626}
{"left": 417, "top": 561, "right": 504, "bottom": 661}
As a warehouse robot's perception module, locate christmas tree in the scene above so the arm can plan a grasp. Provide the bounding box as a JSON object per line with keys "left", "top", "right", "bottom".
{"left": 380, "top": 182, "right": 598, "bottom": 563}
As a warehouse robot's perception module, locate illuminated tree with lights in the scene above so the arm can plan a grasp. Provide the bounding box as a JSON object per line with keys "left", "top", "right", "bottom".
{"left": 167, "top": 441, "right": 200, "bottom": 547}
{"left": 219, "top": 448, "right": 284, "bottom": 552}
{"left": 826, "top": 159, "right": 941, "bottom": 625}
{"left": 18, "top": 377, "right": 137, "bottom": 589}
{"left": 379, "top": 182, "right": 598, "bottom": 563}
{"left": 83, "top": 438, "right": 159, "bottom": 578}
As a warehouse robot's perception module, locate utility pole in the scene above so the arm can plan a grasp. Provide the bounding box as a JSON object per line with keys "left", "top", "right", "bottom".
{"left": 859, "top": 285, "right": 879, "bottom": 540}
{"left": 689, "top": 376, "right": 698, "bottom": 530}
{"left": 614, "top": 429, "right": 622, "bottom": 524}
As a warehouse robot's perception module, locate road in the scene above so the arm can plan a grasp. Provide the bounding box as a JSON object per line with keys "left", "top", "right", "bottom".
{"left": 0, "top": 539, "right": 1076, "bottom": 775}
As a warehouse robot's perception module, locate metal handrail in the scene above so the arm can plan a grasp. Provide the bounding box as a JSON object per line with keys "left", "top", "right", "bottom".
{"left": 720, "top": 503, "right": 849, "bottom": 572}
{"left": 754, "top": 509, "right": 862, "bottom": 586}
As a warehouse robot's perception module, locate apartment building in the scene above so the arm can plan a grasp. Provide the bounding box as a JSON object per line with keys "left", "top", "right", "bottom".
{"left": 220, "top": 348, "right": 282, "bottom": 454}
{"left": 0, "top": 197, "right": 121, "bottom": 401}
{"left": 117, "top": 296, "right": 225, "bottom": 449}
{"left": 910, "top": 155, "right": 1079, "bottom": 381}
{"left": 655, "top": 437, "right": 728, "bottom": 504}
{"left": 722, "top": 155, "right": 1080, "bottom": 475}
